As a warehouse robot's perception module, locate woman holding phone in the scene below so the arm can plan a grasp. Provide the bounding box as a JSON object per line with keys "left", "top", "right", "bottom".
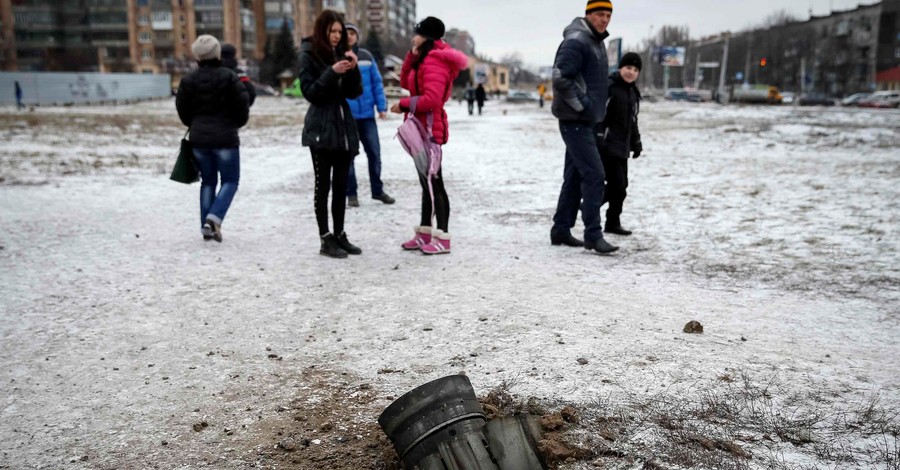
{"left": 298, "top": 10, "right": 364, "bottom": 258}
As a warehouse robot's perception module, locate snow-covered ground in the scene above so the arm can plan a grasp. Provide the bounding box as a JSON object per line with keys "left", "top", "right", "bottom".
{"left": 1, "top": 97, "right": 898, "bottom": 469}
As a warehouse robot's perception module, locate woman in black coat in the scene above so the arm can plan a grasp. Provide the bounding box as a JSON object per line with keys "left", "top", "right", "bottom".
{"left": 475, "top": 83, "right": 487, "bottom": 115}
{"left": 176, "top": 35, "right": 250, "bottom": 243}
{"left": 298, "top": 10, "right": 364, "bottom": 258}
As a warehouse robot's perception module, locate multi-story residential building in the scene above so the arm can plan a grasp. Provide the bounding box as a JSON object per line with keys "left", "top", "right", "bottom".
{"left": 444, "top": 28, "right": 475, "bottom": 57}
{"left": 363, "top": 0, "right": 415, "bottom": 53}
{"left": 0, "top": 0, "right": 266, "bottom": 85}
{"left": 262, "top": 0, "right": 360, "bottom": 51}
{"left": 668, "top": 0, "right": 899, "bottom": 96}
{"left": 264, "top": 0, "right": 301, "bottom": 45}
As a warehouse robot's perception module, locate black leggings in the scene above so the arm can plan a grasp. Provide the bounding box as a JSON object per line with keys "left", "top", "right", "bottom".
{"left": 311, "top": 149, "right": 352, "bottom": 236}
{"left": 419, "top": 169, "right": 450, "bottom": 232}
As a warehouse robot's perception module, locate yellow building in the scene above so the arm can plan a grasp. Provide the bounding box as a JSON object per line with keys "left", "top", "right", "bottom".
{"left": 464, "top": 56, "right": 509, "bottom": 94}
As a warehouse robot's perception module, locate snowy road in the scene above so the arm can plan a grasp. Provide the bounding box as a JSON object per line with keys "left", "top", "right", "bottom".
{"left": 1, "top": 98, "right": 898, "bottom": 468}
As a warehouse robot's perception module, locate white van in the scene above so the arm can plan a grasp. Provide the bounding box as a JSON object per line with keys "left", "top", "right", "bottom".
{"left": 859, "top": 90, "right": 900, "bottom": 108}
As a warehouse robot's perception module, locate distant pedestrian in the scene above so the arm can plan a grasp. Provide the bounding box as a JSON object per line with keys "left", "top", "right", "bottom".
{"left": 298, "top": 10, "right": 364, "bottom": 258}
{"left": 475, "top": 83, "right": 486, "bottom": 115}
{"left": 391, "top": 16, "right": 468, "bottom": 254}
{"left": 537, "top": 83, "right": 547, "bottom": 108}
{"left": 597, "top": 52, "right": 643, "bottom": 236}
{"left": 221, "top": 43, "right": 256, "bottom": 106}
{"left": 344, "top": 22, "right": 395, "bottom": 208}
{"left": 14, "top": 81, "right": 24, "bottom": 110}
{"left": 549, "top": 0, "right": 618, "bottom": 254}
{"left": 176, "top": 35, "right": 251, "bottom": 242}
{"left": 464, "top": 83, "right": 476, "bottom": 115}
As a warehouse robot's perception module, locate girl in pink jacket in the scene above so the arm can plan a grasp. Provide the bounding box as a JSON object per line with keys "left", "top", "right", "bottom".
{"left": 390, "top": 16, "right": 468, "bottom": 255}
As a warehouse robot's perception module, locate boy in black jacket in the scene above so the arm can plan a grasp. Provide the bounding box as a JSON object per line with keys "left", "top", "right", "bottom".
{"left": 597, "top": 52, "right": 643, "bottom": 236}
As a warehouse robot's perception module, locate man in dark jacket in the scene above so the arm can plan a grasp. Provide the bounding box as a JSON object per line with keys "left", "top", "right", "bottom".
{"left": 176, "top": 35, "right": 251, "bottom": 242}
{"left": 549, "top": 0, "right": 618, "bottom": 254}
{"left": 221, "top": 43, "right": 256, "bottom": 106}
{"left": 598, "top": 52, "right": 643, "bottom": 236}
{"left": 14, "top": 81, "right": 24, "bottom": 110}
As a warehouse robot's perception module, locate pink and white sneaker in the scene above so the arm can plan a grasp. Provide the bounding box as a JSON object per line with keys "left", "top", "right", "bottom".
{"left": 401, "top": 226, "right": 432, "bottom": 251}
{"left": 421, "top": 229, "right": 451, "bottom": 255}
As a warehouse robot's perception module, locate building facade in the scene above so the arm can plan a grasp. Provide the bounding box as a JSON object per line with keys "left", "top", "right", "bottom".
{"left": 444, "top": 28, "right": 474, "bottom": 56}
{"left": 677, "top": 1, "right": 899, "bottom": 96}
{"left": 262, "top": 0, "right": 361, "bottom": 53}
{"left": 362, "top": 0, "right": 414, "bottom": 53}
{"left": 0, "top": 0, "right": 266, "bottom": 84}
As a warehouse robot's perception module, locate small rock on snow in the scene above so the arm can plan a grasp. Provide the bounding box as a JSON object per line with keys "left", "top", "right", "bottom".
{"left": 683, "top": 321, "right": 704, "bottom": 334}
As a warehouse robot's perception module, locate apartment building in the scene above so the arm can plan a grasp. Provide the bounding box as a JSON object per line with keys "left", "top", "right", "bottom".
{"left": 363, "top": 0, "right": 415, "bottom": 51}
{"left": 0, "top": 0, "right": 265, "bottom": 84}
{"left": 262, "top": 0, "right": 361, "bottom": 52}
{"left": 444, "top": 28, "right": 475, "bottom": 56}
{"left": 676, "top": 0, "right": 899, "bottom": 96}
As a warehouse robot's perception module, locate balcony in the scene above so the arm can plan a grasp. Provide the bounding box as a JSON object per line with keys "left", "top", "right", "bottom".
{"left": 93, "top": 40, "right": 130, "bottom": 47}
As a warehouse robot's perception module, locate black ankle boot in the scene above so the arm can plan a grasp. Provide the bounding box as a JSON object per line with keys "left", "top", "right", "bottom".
{"left": 604, "top": 226, "right": 633, "bottom": 236}
{"left": 584, "top": 238, "right": 619, "bottom": 254}
{"left": 550, "top": 230, "right": 584, "bottom": 247}
{"left": 336, "top": 232, "right": 362, "bottom": 255}
{"left": 320, "top": 233, "right": 348, "bottom": 258}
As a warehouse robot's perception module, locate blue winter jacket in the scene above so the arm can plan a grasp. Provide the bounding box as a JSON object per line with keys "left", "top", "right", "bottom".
{"left": 347, "top": 47, "right": 387, "bottom": 120}
{"left": 551, "top": 18, "right": 610, "bottom": 124}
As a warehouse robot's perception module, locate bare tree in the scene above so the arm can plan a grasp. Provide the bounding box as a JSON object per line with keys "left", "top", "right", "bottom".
{"left": 758, "top": 9, "right": 798, "bottom": 28}
{"left": 498, "top": 52, "right": 524, "bottom": 69}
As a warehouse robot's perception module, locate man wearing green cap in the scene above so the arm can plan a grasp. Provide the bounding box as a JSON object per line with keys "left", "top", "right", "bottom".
{"left": 549, "top": 0, "right": 618, "bottom": 254}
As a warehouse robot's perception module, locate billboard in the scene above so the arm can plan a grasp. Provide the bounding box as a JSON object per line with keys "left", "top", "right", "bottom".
{"left": 0, "top": 72, "right": 171, "bottom": 106}
{"left": 656, "top": 46, "right": 686, "bottom": 66}
{"left": 607, "top": 38, "right": 622, "bottom": 71}
{"left": 474, "top": 63, "right": 489, "bottom": 84}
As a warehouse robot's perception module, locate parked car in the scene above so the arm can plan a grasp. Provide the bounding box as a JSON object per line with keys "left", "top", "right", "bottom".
{"left": 798, "top": 93, "right": 836, "bottom": 106}
{"left": 505, "top": 90, "right": 539, "bottom": 103}
{"left": 384, "top": 86, "right": 411, "bottom": 99}
{"left": 283, "top": 78, "right": 303, "bottom": 99}
{"left": 732, "top": 84, "right": 783, "bottom": 104}
{"left": 665, "top": 88, "right": 703, "bottom": 102}
{"left": 781, "top": 92, "right": 796, "bottom": 105}
{"left": 858, "top": 91, "right": 900, "bottom": 108}
{"left": 841, "top": 92, "right": 871, "bottom": 106}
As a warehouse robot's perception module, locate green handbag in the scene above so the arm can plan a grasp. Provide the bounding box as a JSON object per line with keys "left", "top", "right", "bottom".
{"left": 169, "top": 129, "right": 199, "bottom": 184}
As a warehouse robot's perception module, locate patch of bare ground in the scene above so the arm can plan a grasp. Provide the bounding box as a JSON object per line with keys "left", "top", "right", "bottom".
{"left": 223, "top": 373, "right": 608, "bottom": 470}
{"left": 228, "top": 366, "right": 400, "bottom": 470}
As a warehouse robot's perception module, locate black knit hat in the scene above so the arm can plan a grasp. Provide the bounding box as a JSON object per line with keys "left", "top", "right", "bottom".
{"left": 414, "top": 17, "right": 445, "bottom": 40}
{"left": 620, "top": 52, "right": 642, "bottom": 71}
{"left": 220, "top": 43, "right": 238, "bottom": 70}
{"left": 586, "top": 0, "right": 613, "bottom": 14}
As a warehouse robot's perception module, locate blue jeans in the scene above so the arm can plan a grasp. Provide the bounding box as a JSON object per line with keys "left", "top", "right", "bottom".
{"left": 347, "top": 118, "right": 384, "bottom": 198}
{"left": 552, "top": 121, "right": 606, "bottom": 243}
{"left": 193, "top": 146, "right": 240, "bottom": 227}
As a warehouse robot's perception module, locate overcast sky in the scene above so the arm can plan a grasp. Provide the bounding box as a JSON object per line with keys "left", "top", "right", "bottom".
{"left": 414, "top": 0, "right": 870, "bottom": 67}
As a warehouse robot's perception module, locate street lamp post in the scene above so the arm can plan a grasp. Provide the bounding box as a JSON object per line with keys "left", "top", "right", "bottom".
{"left": 717, "top": 32, "right": 730, "bottom": 104}
{"left": 646, "top": 24, "right": 654, "bottom": 90}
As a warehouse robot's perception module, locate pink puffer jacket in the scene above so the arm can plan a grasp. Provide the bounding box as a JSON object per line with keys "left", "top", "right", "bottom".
{"left": 399, "top": 40, "right": 469, "bottom": 145}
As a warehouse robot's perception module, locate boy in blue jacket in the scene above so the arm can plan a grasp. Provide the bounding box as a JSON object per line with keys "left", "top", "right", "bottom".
{"left": 345, "top": 23, "right": 394, "bottom": 207}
